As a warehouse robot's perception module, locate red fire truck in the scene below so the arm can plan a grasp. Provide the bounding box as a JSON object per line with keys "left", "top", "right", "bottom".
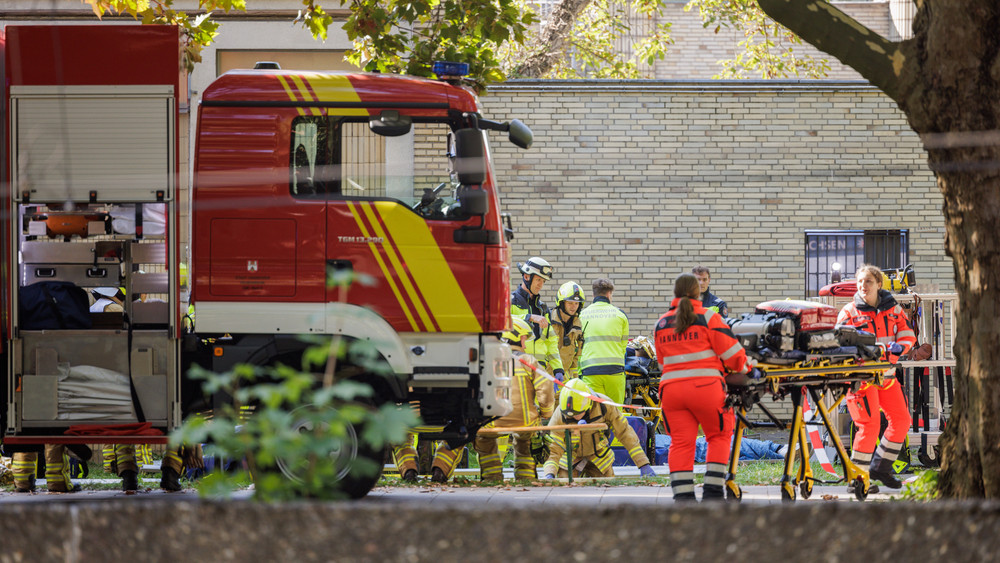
{"left": 2, "top": 25, "right": 525, "bottom": 497}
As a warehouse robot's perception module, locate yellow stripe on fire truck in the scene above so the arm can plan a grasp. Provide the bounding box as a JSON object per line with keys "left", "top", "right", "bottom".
{"left": 275, "top": 75, "right": 308, "bottom": 116}
{"left": 357, "top": 202, "right": 438, "bottom": 331}
{"left": 371, "top": 201, "right": 482, "bottom": 333}
{"left": 345, "top": 201, "right": 423, "bottom": 332}
{"left": 302, "top": 74, "right": 368, "bottom": 117}
{"left": 289, "top": 75, "right": 323, "bottom": 116}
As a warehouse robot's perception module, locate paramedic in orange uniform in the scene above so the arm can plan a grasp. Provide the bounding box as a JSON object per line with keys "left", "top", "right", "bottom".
{"left": 654, "top": 273, "right": 754, "bottom": 502}
{"left": 837, "top": 264, "right": 915, "bottom": 492}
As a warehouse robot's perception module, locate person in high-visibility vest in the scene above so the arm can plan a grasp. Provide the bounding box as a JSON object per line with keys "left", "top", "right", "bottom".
{"left": 837, "top": 264, "right": 915, "bottom": 494}
{"left": 578, "top": 278, "right": 629, "bottom": 405}
{"left": 473, "top": 316, "right": 554, "bottom": 481}
{"left": 654, "top": 273, "right": 755, "bottom": 502}
{"left": 511, "top": 257, "right": 564, "bottom": 382}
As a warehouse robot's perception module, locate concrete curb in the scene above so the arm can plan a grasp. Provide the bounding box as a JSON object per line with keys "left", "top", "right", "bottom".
{"left": 1, "top": 499, "right": 998, "bottom": 562}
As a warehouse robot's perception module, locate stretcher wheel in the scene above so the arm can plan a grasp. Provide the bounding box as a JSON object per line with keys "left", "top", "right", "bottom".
{"left": 725, "top": 481, "right": 742, "bottom": 502}
{"left": 780, "top": 482, "right": 796, "bottom": 503}
{"left": 853, "top": 477, "right": 869, "bottom": 502}
{"left": 800, "top": 480, "right": 813, "bottom": 499}
{"left": 917, "top": 446, "right": 940, "bottom": 468}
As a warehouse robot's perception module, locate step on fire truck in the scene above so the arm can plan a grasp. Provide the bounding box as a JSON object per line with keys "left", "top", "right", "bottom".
{"left": 2, "top": 25, "right": 526, "bottom": 497}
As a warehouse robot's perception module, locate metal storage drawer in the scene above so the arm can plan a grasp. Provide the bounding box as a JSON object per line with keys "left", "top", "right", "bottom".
{"left": 21, "top": 263, "right": 118, "bottom": 287}
{"left": 21, "top": 240, "right": 125, "bottom": 264}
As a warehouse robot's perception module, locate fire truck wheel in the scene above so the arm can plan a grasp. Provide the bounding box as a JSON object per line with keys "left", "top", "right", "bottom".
{"left": 265, "top": 403, "right": 386, "bottom": 499}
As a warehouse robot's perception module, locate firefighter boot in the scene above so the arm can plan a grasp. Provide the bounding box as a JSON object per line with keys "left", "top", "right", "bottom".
{"left": 868, "top": 453, "right": 902, "bottom": 489}
{"left": 431, "top": 467, "right": 447, "bottom": 483}
{"left": 44, "top": 445, "right": 80, "bottom": 493}
{"left": 12, "top": 452, "right": 38, "bottom": 493}
{"left": 402, "top": 469, "right": 418, "bottom": 483}
{"left": 702, "top": 484, "right": 725, "bottom": 501}
{"left": 121, "top": 470, "right": 139, "bottom": 491}
{"left": 672, "top": 492, "right": 696, "bottom": 503}
{"left": 160, "top": 466, "right": 182, "bottom": 492}
{"left": 14, "top": 474, "right": 37, "bottom": 493}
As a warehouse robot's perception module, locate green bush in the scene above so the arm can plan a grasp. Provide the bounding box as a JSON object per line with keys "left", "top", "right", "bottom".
{"left": 172, "top": 339, "right": 418, "bottom": 501}
{"left": 898, "top": 469, "right": 940, "bottom": 501}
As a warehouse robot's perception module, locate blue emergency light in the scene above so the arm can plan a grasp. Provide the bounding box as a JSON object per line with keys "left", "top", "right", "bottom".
{"left": 432, "top": 61, "right": 470, "bottom": 78}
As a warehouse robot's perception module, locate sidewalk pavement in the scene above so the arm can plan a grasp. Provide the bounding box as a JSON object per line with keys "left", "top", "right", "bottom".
{"left": 1, "top": 463, "right": 905, "bottom": 505}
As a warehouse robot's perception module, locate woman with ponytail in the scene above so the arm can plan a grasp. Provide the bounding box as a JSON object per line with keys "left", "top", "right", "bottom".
{"left": 653, "top": 273, "right": 755, "bottom": 502}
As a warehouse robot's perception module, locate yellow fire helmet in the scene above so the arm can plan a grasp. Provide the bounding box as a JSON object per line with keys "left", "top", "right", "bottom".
{"left": 559, "top": 377, "right": 593, "bottom": 417}
{"left": 501, "top": 316, "right": 533, "bottom": 346}
{"left": 628, "top": 335, "right": 656, "bottom": 360}
{"left": 556, "top": 281, "right": 585, "bottom": 307}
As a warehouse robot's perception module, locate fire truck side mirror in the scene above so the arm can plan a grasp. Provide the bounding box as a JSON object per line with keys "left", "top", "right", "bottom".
{"left": 369, "top": 110, "right": 412, "bottom": 137}
{"left": 457, "top": 185, "right": 488, "bottom": 216}
{"left": 453, "top": 128, "right": 487, "bottom": 186}
{"left": 507, "top": 119, "right": 533, "bottom": 150}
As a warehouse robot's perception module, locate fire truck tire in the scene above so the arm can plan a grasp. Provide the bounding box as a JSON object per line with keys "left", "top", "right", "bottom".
{"left": 264, "top": 403, "right": 386, "bottom": 500}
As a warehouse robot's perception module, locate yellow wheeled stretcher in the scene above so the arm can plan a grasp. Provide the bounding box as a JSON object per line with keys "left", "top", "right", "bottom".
{"left": 724, "top": 358, "right": 893, "bottom": 503}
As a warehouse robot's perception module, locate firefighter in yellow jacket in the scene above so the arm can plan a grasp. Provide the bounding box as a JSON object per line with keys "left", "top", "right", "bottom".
{"left": 474, "top": 316, "right": 555, "bottom": 481}
{"left": 512, "top": 257, "right": 566, "bottom": 382}
{"left": 392, "top": 433, "right": 467, "bottom": 483}
{"left": 552, "top": 281, "right": 585, "bottom": 379}
{"left": 541, "top": 378, "right": 656, "bottom": 479}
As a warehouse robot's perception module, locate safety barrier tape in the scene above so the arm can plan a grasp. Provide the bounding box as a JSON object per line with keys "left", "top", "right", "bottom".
{"left": 517, "top": 356, "right": 663, "bottom": 413}
{"left": 801, "top": 393, "right": 837, "bottom": 474}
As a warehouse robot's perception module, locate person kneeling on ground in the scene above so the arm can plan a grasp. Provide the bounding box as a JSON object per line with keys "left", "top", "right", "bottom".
{"left": 541, "top": 378, "right": 655, "bottom": 479}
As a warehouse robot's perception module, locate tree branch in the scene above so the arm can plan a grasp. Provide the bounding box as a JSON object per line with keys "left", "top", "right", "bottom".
{"left": 757, "top": 0, "right": 914, "bottom": 101}
{"left": 512, "top": 0, "right": 594, "bottom": 78}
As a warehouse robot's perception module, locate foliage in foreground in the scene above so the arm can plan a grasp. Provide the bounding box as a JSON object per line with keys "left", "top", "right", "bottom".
{"left": 171, "top": 338, "right": 418, "bottom": 501}
{"left": 897, "top": 470, "right": 940, "bottom": 502}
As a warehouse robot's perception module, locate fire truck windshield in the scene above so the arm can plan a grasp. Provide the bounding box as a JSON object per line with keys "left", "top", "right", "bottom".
{"left": 290, "top": 116, "right": 473, "bottom": 219}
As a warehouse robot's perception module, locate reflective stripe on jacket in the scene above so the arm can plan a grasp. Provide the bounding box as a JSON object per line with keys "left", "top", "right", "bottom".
{"left": 836, "top": 290, "right": 917, "bottom": 352}
{"left": 512, "top": 286, "right": 564, "bottom": 373}
{"left": 552, "top": 310, "right": 583, "bottom": 377}
{"left": 579, "top": 297, "right": 629, "bottom": 375}
{"left": 543, "top": 400, "right": 650, "bottom": 475}
{"left": 837, "top": 289, "right": 916, "bottom": 389}
{"left": 653, "top": 297, "right": 750, "bottom": 385}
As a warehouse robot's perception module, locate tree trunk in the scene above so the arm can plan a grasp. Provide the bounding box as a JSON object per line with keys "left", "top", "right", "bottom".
{"left": 512, "top": 0, "right": 594, "bottom": 78}
{"left": 759, "top": 0, "right": 1000, "bottom": 498}
{"left": 936, "top": 168, "right": 1000, "bottom": 498}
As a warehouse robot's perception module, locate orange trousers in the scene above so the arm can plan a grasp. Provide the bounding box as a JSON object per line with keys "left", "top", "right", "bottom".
{"left": 660, "top": 377, "right": 733, "bottom": 472}
{"left": 847, "top": 377, "right": 912, "bottom": 458}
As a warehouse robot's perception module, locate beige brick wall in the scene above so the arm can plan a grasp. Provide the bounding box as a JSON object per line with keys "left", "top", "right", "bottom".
{"left": 654, "top": 1, "right": 896, "bottom": 80}
{"left": 482, "top": 80, "right": 949, "bottom": 420}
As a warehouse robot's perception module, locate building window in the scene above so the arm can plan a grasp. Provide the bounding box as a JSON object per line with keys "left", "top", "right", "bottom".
{"left": 216, "top": 50, "right": 353, "bottom": 76}
{"left": 804, "top": 229, "right": 909, "bottom": 297}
